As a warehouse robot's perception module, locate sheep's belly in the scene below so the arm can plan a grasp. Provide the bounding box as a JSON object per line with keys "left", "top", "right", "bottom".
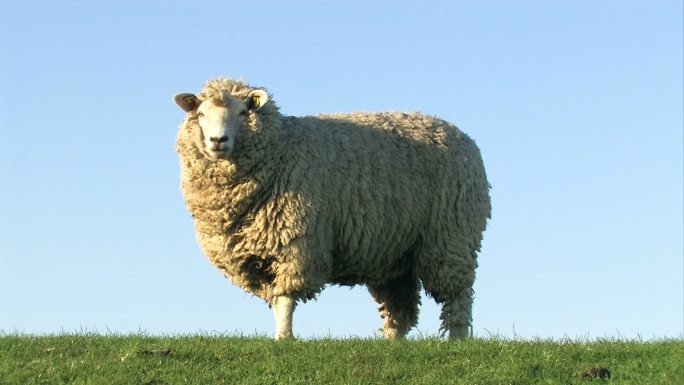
{"left": 328, "top": 243, "right": 418, "bottom": 286}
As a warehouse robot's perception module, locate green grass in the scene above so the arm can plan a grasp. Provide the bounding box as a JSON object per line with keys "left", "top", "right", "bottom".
{"left": 1, "top": 334, "right": 681, "bottom": 385}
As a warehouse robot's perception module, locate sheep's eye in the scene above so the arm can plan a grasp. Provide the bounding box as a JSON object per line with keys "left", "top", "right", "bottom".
{"left": 238, "top": 110, "right": 247, "bottom": 117}
{"left": 197, "top": 111, "right": 205, "bottom": 118}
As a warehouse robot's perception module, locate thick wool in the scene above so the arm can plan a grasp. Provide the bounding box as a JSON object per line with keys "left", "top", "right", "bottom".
{"left": 176, "top": 78, "right": 491, "bottom": 338}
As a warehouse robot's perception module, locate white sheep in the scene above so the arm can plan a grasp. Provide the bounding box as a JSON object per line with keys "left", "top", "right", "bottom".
{"left": 174, "top": 78, "right": 490, "bottom": 339}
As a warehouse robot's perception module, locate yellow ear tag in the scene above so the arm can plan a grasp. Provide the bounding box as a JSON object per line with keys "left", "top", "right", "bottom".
{"left": 252, "top": 95, "right": 261, "bottom": 109}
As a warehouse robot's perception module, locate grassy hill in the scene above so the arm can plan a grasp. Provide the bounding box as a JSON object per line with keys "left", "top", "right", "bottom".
{"left": 1, "top": 334, "right": 681, "bottom": 384}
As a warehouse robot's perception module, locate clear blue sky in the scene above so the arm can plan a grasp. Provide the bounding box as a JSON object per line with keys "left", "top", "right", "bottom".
{"left": 1, "top": 0, "right": 682, "bottom": 340}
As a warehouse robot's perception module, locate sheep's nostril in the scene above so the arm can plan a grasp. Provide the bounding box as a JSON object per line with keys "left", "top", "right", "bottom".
{"left": 210, "top": 136, "right": 229, "bottom": 143}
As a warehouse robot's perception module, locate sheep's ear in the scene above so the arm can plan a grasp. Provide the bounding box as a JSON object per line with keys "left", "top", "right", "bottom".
{"left": 174, "top": 93, "right": 201, "bottom": 112}
{"left": 247, "top": 89, "right": 269, "bottom": 111}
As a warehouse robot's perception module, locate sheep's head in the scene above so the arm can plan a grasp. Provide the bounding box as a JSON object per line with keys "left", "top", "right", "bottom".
{"left": 174, "top": 89, "right": 269, "bottom": 159}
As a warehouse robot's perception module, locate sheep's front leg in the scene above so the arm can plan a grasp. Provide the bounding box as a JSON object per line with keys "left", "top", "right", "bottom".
{"left": 272, "top": 295, "right": 296, "bottom": 340}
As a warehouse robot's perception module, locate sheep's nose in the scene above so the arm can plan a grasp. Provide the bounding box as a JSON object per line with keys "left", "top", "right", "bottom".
{"left": 210, "top": 136, "right": 229, "bottom": 143}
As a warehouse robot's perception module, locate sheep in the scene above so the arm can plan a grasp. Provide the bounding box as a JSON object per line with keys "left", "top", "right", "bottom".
{"left": 174, "top": 78, "right": 491, "bottom": 339}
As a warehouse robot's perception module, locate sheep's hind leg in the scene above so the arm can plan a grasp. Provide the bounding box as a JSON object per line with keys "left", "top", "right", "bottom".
{"left": 368, "top": 275, "right": 420, "bottom": 339}
{"left": 272, "top": 295, "right": 296, "bottom": 340}
{"left": 419, "top": 251, "right": 477, "bottom": 339}
{"left": 440, "top": 288, "right": 474, "bottom": 339}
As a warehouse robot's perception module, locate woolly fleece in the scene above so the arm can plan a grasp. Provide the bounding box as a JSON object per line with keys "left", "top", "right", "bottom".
{"left": 175, "top": 78, "right": 491, "bottom": 338}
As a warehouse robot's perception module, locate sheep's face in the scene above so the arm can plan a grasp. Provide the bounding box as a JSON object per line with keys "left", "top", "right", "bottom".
{"left": 174, "top": 89, "right": 269, "bottom": 159}
{"left": 196, "top": 97, "right": 244, "bottom": 158}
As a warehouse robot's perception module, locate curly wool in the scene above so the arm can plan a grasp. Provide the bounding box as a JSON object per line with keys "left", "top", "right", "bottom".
{"left": 176, "top": 78, "right": 490, "bottom": 334}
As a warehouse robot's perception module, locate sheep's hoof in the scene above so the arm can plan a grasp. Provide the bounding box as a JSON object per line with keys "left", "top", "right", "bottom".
{"left": 383, "top": 328, "right": 399, "bottom": 340}
{"left": 381, "top": 326, "right": 410, "bottom": 340}
{"left": 448, "top": 325, "right": 471, "bottom": 339}
{"left": 274, "top": 333, "right": 294, "bottom": 341}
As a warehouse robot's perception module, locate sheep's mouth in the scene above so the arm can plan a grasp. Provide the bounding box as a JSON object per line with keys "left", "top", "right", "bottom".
{"left": 209, "top": 143, "right": 225, "bottom": 152}
{"left": 207, "top": 148, "right": 233, "bottom": 160}
{"left": 207, "top": 141, "right": 228, "bottom": 153}
{"left": 208, "top": 141, "right": 233, "bottom": 155}
{"left": 207, "top": 149, "right": 226, "bottom": 159}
